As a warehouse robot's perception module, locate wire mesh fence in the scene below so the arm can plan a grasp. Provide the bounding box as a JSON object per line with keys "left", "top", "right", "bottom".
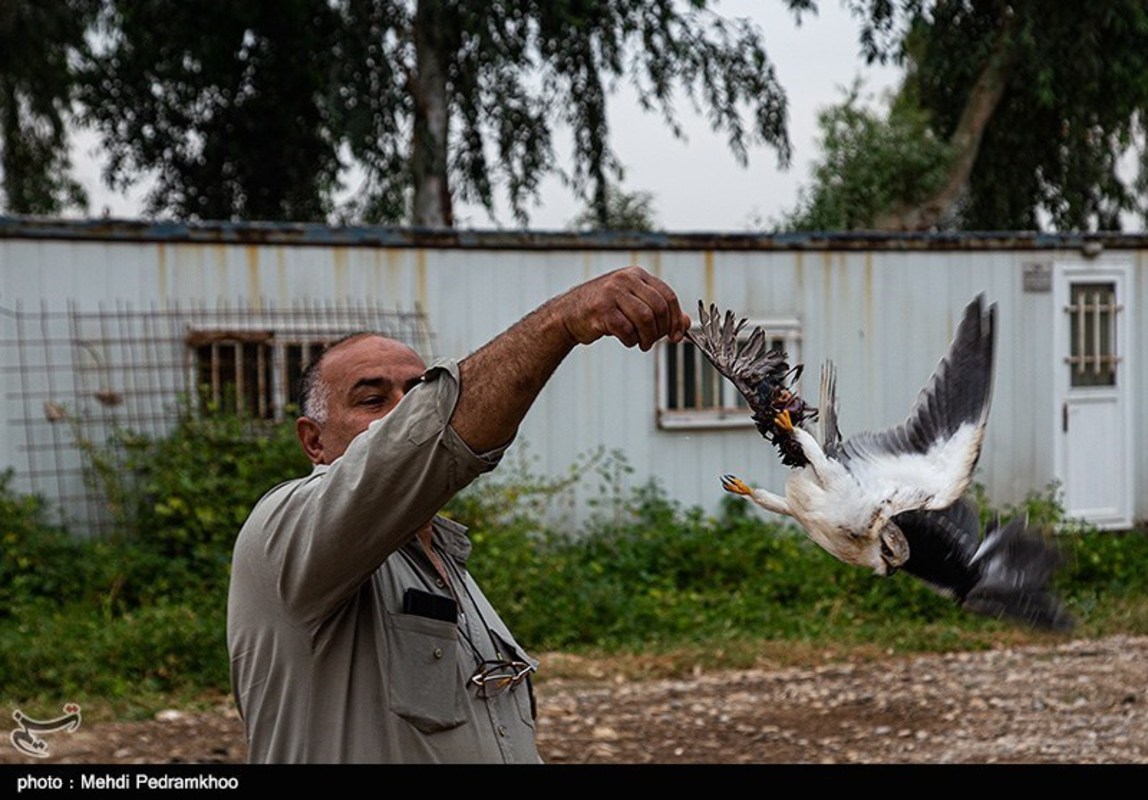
{"left": 1, "top": 298, "right": 435, "bottom": 535}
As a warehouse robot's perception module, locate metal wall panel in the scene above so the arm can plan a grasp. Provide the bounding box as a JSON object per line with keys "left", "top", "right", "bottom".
{"left": 1, "top": 219, "right": 1143, "bottom": 530}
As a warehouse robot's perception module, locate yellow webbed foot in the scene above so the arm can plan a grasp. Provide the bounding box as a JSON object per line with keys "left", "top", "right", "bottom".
{"left": 720, "top": 474, "right": 753, "bottom": 496}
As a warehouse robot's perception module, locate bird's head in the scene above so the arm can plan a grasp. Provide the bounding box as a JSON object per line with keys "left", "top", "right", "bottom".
{"left": 871, "top": 517, "right": 909, "bottom": 576}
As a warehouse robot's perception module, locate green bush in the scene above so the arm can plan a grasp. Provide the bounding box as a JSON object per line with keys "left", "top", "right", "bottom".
{"left": 465, "top": 472, "right": 1148, "bottom": 653}
{"left": 0, "top": 600, "right": 227, "bottom": 704}
{"left": 0, "top": 413, "right": 307, "bottom": 707}
{"left": 88, "top": 411, "right": 310, "bottom": 595}
{"left": 464, "top": 478, "right": 988, "bottom": 651}
{"left": 2, "top": 425, "right": 1147, "bottom": 710}
{"left": 0, "top": 470, "right": 91, "bottom": 616}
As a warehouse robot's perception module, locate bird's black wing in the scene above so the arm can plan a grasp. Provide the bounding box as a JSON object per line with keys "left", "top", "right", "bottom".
{"left": 894, "top": 500, "right": 1074, "bottom": 632}
{"left": 837, "top": 294, "right": 996, "bottom": 509}
{"left": 686, "top": 302, "right": 817, "bottom": 467}
{"left": 894, "top": 499, "right": 984, "bottom": 599}
{"left": 961, "top": 515, "right": 1074, "bottom": 631}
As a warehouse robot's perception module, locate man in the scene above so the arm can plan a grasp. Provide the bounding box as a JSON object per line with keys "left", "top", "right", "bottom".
{"left": 227, "top": 265, "right": 691, "bottom": 763}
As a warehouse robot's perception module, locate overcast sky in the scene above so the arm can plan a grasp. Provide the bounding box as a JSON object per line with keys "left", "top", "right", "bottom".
{"left": 483, "top": 1, "right": 903, "bottom": 232}
{"left": 71, "top": 1, "right": 902, "bottom": 232}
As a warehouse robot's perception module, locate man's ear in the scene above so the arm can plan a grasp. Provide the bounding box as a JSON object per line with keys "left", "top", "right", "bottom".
{"left": 296, "top": 417, "right": 325, "bottom": 465}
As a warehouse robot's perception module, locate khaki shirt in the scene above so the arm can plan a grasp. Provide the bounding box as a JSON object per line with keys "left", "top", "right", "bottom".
{"left": 227, "top": 361, "right": 541, "bottom": 763}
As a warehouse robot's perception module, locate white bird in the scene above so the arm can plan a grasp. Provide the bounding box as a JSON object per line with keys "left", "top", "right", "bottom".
{"left": 687, "top": 296, "right": 1072, "bottom": 631}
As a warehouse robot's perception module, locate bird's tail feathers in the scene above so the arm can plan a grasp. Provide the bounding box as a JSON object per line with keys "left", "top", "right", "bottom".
{"left": 963, "top": 515, "right": 1074, "bottom": 632}
{"left": 818, "top": 361, "right": 842, "bottom": 454}
{"left": 689, "top": 301, "right": 818, "bottom": 468}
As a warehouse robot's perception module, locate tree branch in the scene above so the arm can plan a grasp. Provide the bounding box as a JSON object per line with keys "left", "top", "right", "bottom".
{"left": 875, "top": 12, "right": 1016, "bottom": 231}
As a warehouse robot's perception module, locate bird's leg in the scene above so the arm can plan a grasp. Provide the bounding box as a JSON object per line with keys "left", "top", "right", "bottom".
{"left": 721, "top": 474, "right": 754, "bottom": 496}
{"left": 720, "top": 474, "right": 791, "bottom": 517}
{"left": 786, "top": 424, "right": 836, "bottom": 484}
{"left": 773, "top": 409, "right": 794, "bottom": 431}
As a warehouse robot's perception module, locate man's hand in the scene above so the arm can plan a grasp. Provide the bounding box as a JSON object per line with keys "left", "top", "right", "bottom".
{"left": 552, "top": 266, "right": 692, "bottom": 351}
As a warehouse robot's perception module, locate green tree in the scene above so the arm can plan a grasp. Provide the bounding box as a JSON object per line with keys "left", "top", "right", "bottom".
{"left": 335, "top": 0, "right": 805, "bottom": 228}
{"left": 838, "top": 0, "right": 1148, "bottom": 231}
{"left": 777, "top": 82, "right": 955, "bottom": 231}
{"left": 0, "top": 0, "right": 97, "bottom": 215}
{"left": 78, "top": 1, "right": 804, "bottom": 227}
{"left": 78, "top": 0, "right": 345, "bottom": 222}
{"left": 568, "top": 184, "right": 657, "bottom": 232}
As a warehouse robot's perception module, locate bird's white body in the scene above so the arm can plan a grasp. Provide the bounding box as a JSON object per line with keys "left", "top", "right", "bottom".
{"left": 784, "top": 450, "right": 879, "bottom": 571}
{"left": 749, "top": 422, "right": 986, "bottom": 575}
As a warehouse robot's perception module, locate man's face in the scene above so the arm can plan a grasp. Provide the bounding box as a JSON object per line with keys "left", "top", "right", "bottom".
{"left": 298, "top": 335, "right": 427, "bottom": 465}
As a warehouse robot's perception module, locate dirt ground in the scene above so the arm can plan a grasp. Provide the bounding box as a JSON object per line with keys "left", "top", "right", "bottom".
{"left": 5, "top": 634, "right": 1145, "bottom": 765}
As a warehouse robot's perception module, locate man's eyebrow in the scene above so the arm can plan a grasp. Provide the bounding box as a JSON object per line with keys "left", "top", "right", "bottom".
{"left": 349, "top": 376, "right": 393, "bottom": 394}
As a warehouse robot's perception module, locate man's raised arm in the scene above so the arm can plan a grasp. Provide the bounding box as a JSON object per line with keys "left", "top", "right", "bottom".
{"left": 450, "top": 266, "right": 691, "bottom": 453}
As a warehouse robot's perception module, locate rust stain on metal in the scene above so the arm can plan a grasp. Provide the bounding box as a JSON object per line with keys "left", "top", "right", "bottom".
{"left": 415, "top": 249, "right": 427, "bottom": 310}
{"left": 246, "top": 245, "right": 262, "bottom": 309}
{"left": 331, "top": 246, "right": 349, "bottom": 298}
{"left": 185, "top": 329, "right": 273, "bottom": 347}
{"left": 276, "top": 248, "right": 288, "bottom": 305}
{"left": 644, "top": 250, "right": 663, "bottom": 277}
{"left": 384, "top": 248, "right": 405, "bottom": 301}
{"left": 703, "top": 251, "right": 715, "bottom": 303}
{"left": 156, "top": 244, "right": 169, "bottom": 300}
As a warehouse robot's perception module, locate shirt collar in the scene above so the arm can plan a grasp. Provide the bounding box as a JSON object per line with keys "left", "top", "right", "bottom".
{"left": 431, "top": 516, "right": 472, "bottom": 564}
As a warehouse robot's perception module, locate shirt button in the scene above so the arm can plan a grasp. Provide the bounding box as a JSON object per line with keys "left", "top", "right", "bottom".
{"left": 497, "top": 725, "right": 507, "bottom": 737}
{"left": 433, "top": 648, "right": 444, "bottom": 659}
{"left": 435, "top": 578, "right": 445, "bottom": 588}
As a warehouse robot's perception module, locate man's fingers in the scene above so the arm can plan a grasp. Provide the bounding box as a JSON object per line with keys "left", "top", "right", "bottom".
{"left": 610, "top": 269, "right": 690, "bottom": 350}
{"left": 634, "top": 268, "right": 691, "bottom": 343}
{"left": 613, "top": 289, "right": 664, "bottom": 350}
{"left": 604, "top": 308, "right": 640, "bottom": 348}
{"left": 633, "top": 272, "right": 674, "bottom": 342}
{"left": 637, "top": 269, "right": 689, "bottom": 341}
{"left": 563, "top": 265, "right": 690, "bottom": 349}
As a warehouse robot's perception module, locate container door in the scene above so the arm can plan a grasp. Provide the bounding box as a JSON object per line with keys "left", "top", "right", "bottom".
{"left": 1054, "top": 265, "right": 1132, "bottom": 529}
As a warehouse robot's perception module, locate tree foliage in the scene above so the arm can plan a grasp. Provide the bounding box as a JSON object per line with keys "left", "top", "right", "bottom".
{"left": 70, "top": 0, "right": 801, "bottom": 227}
{"left": 78, "top": 0, "right": 345, "bottom": 222}
{"left": 568, "top": 184, "right": 658, "bottom": 232}
{"left": 776, "top": 82, "right": 955, "bottom": 231}
{"left": 0, "top": 0, "right": 97, "bottom": 215}
{"left": 800, "top": 0, "right": 1148, "bottom": 232}
{"left": 12, "top": 2, "right": 1145, "bottom": 231}
{"left": 913, "top": 0, "right": 1148, "bottom": 231}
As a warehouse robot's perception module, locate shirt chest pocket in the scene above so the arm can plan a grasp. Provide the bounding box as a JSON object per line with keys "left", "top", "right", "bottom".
{"left": 383, "top": 611, "right": 467, "bottom": 734}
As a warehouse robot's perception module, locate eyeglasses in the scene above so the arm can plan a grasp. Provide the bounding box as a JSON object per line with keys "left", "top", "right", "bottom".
{"left": 469, "top": 659, "right": 536, "bottom": 698}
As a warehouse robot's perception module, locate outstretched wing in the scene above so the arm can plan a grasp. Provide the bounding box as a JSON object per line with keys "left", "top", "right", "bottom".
{"left": 836, "top": 294, "right": 996, "bottom": 511}
{"left": 894, "top": 500, "right": 1074, "bottom": 631}
{"left": 686, "top": 302, "right": 816, "bottom": 467}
